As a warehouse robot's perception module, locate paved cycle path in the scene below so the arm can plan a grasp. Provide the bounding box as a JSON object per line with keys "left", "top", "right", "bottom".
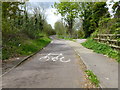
{"left": 68, "top": 40, "right": 118, "bottom": 88}
{"left": 2, "top": 37, "right": 91, "bottom": 88}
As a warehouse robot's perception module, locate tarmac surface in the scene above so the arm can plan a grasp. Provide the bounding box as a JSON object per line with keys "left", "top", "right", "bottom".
{"left": 2, "top": 36, "right": 91, "bottom": 88}
{"left": 2, "top": 36, "right": 118, "bottom": 88}
{"left": 68, "top": 39, "right": 118, "bottom": 88}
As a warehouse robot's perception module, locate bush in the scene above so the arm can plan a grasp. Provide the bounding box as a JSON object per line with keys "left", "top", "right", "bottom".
{"left": 97, "top": 18, "right": 120, "bottom": 34}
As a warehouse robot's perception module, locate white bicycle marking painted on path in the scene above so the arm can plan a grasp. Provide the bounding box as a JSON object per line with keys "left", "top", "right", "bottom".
{"left": 39, "top": 53, "right": 71, "bottom": 63}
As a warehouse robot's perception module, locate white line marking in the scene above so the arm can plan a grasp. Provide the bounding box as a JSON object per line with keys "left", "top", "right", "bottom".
{"left": 105, "top": 77, "right": 109, "bottom": 80}
{"left": 38, "top": 53, "right": 71, "bottom": 63}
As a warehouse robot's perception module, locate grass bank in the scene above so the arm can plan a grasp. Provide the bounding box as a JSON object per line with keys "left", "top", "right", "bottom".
{"left": 82, "top": 39, "right": 120, "bottom": 62}
{"left": 2, "top": 35, "right": 51, "bottom": 60}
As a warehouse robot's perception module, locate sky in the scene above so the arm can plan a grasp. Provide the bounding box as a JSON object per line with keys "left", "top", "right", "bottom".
{"left": 45, "top": 8, "right": 62, "bottom": 28}
{"left": 28, "top": 1, "right": 61, "bottom": 29}
{"left": 28, "top": 0, "right": 119, "bottom": 29}
{"left": 106, "top": 0, "right": 119, "bottom": 18}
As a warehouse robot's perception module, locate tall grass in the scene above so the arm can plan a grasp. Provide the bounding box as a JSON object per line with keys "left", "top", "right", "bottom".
{"left": 2, "top": 35, "right": 51, "bottom": 60}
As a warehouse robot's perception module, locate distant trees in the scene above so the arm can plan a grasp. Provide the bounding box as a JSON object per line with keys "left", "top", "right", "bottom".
{"left": 53, "top": 2, "right": 80, "bottom": 37}
{"left": 54, "top": 19, "right": 85, "bottom": 38}
{"left": 54, "top": 21, "right": 67, "bottom": 36}
{"left": 43, "top": 21, "right": 56, "bottom": 35}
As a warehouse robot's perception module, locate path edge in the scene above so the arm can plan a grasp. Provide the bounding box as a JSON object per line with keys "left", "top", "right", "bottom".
{"left": 1, "top": 40, "right": 52, "bottom": 77}
{"left": 68, "top": 40, "right": 103, "bottom": 88}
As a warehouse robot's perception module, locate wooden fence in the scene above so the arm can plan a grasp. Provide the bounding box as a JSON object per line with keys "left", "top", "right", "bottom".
{"left": 94, "top": 34, "right": 120, "bottom": 50}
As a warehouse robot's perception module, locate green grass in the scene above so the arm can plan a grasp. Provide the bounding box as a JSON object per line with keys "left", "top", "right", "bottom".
{"left": 82, "top": 38, "right": 120, "bottom": 62}
{"left": 2, "top": 36, "right": 51, "bottom": 60}
{"left": 64, "top": 38, "right": 76, "bottom": 42}
{"left": 57, "top": 35, "right": 76, "bottom": 42}
{"left": 85, "top": 70, "right": 100, "bottom": 87}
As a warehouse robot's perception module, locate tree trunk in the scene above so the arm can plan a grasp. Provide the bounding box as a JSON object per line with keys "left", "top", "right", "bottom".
{"left": 68, "top": 18, "right": 73, "bottom": 38}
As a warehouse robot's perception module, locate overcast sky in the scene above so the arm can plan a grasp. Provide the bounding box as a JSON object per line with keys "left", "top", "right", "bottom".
{"left": 28, "top": 0, "right": 119, "bottom": 29}
{"left": 106, "top": 0, "right": 119, "bottom": 17}
{"left": 28, "top": 1, "right": 61, "bottom": 29}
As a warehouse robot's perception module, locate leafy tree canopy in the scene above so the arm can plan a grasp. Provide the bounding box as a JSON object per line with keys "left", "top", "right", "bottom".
{"left": 53, "top": 2, "right": 80, "bottom": 36}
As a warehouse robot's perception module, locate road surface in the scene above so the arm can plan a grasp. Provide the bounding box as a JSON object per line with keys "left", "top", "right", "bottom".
{"left": 2, "top": 36, "right": 92, "bottom": 88}
{"left": 68, "top": 40, "right": 118, "bottom": 88}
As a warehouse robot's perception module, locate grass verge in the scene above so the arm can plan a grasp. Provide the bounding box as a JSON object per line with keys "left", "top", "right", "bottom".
{"left": 81, "top": 38, "right": 120, "bottom": 62}
{"left": 2, "top": 36, "right": 51, "bottom": 60}
{"left": 85, "top": 70, "right": 100, "bottom": 87}
{"left": 57, "top": 35, "right": 76, "bottom": 42}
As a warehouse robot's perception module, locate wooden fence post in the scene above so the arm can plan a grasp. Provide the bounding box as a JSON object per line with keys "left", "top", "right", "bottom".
{"left": 93, "top": 34, "right": 120, "bottom": 51}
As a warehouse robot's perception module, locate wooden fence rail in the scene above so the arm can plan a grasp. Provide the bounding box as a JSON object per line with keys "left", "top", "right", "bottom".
{"left": 94, "top": 34, "right": 120, "bottom": 50}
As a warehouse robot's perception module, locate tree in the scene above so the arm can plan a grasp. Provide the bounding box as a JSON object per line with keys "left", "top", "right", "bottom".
{"left": 2, "top": 2, "right": 24, "bottom": 20}
{"left": 53, "top": 2, "right": 80, "bottom": 37}
{"left": 112, "top": 1, "right": 120, "bottom": 18}
{"left": 78, "top": 2, "right": 109, "bottom": 37}
{"left": 54, "top": 21, "right": 67, "bottom": 35}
